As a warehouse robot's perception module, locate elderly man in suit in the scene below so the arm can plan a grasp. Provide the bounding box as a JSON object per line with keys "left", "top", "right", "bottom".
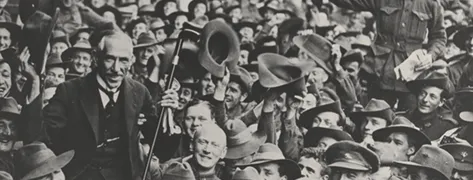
{"left": 41, "top": 30, "right": 179, "bottom": 180}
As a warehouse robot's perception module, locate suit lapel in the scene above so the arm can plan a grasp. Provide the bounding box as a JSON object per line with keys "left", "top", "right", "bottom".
{"left": 80, "top": 73, "right": 101, "bottom": 143}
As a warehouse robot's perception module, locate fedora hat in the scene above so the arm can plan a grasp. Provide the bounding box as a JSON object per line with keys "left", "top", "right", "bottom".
{"left": 134, "top": 32, "right": 159, "bottom": 49}
{"left": 14, "top": 142, "right": 74, "bottom": 180}
{"left": 350, "top": 98, "right": 394, "bottom": 125}
{"left": 293, "top": 34, "right": 335, "bottom": 75}
{"left": 138, "top": 4, "right": 156, "bottom": 16}
{"left": 50, "top": 36, "right": 71, "bottom": 48}
{"left": 223, "top": 119, "right": 266, "bottom": 159}
{"left": 0, "top": 97, "right": 20, "bottom": 119}
{"left": 188, "top": 0, "right": 208, "bottom": 15}
{"left": 340, "top": 50, "right": 364, "bottom": 66}
{"left": 162, "top": 39, "right": 207, "bottom": 79}
{"left": 61, "top": 40, "right": 93, "bottom": 62}
{"left": 155, "top": 0, "right": 177, "bottom": 18}
{"left": 446, "top": 25, "right": 465, "bottom": 41}
{"left": 441, "top": 143, "right": 473, "bottom": 171}
{"left": 325, "top": 141, "right": 380, "bottom": 172}
{"left": 453, "top": 26, "right": 473, "bottom": 50}
{"left": 198, "top": 20, "right": 240, "bottom": 78}
{"left": 126, "top": 18, "right": 148, "bottom": 36}
{"left": 406, "top": 71, "right": 454, "bottom": 98}
{"left": 299, "top": 101, "right": 344, "bottom": 129}
{"left": 239, "top": 143, "right": 302, "bottom": 179}
{"left": 257, "top": 53, "right": 312, "bottom": 89}
{"left": 230, "top": 66, "right": 253, "bottom": 93}
{"left": 97, "top": 6, "right": 123, "bottom": 27}
{"left": 162, "top": 162, "right": 196, "bottom": 180}
{"left": 394, "top": 145, "right": 454, "bottom": 180}
{"left": 20, "top": 10, "right": 58, "bottom": 74}
{"left": 0, "top": 19, "right": 20, "bottom": 45}
{"left": 373, "top": 116, "right": 431, "bottom": 151}
{"left": 278, "top": 18, "right": 304, "bottom": 38}
{"left": 46, "top": 53, "right": 67, "bottom": 69}
{"left": 168, "top": 11, "right": 191, "bottom": 23}
{"left": 233, "top": 20, "right": 258, "bottom": 33}
{"left": 258, "top": 1, "right": 280, "bottom": 16}
{"left": 232, "top": 167, "right": 262, "bottom": 180}
{"left": 304, "top": 127, "right": 354, "bottom": 147}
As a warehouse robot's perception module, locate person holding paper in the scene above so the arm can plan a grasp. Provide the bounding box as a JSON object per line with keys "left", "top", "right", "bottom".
{"left": 329, "top": 0, "right": 446, "bottom": 111}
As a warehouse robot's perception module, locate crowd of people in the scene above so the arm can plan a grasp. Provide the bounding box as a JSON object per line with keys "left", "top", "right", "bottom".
{"left": 0, "top": 0, "right": 470, "bottom": 179}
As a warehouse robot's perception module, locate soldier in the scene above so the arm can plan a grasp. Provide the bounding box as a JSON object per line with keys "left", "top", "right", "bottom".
{"left": 441, "top": 143, "right": 473, "bottom": 180}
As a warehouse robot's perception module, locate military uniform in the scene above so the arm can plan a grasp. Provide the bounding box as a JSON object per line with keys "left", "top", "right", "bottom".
{"left": 447, "top": 53, "right": 473, "bottom": 88}
{"left": 398, "top": 109, "right": 457, "bottom": 140}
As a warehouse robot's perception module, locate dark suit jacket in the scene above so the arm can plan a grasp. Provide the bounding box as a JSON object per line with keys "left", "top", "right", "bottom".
{"left": 41, "top": 72, "right": 158, "bottom": 180}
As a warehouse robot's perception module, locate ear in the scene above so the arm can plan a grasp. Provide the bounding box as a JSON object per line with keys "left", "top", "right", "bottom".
{"left": 407, "top": 146, "right": 416, "bottom": 156}
{"left": 321, "top": 72, "right": 329, "bottom": 83}
{"left": 439, "top": 98, "right": 446, "bottom": 107}
{"left": 240, "top": 92, "right": 248, "bottom": 102}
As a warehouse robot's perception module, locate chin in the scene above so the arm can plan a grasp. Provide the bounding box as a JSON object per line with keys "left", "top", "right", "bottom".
{"left": 0, "top": 142, "right": 13, "bottom": 152}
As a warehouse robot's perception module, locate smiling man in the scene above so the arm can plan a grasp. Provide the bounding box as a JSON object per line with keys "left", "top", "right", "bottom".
{"left": 351, "top": 98, "right": 394, "bottom": 144}
{"left": 400, "top": 71, "right": 456, "bottom": 140}
{"left": 61, "top": 40, "right": 94, "bottom": 78}
{"left": 0, "top": 97, "right": 20, "bottom": 177}
{"left": 225, "top": 67, "right": 255, "bottom": 120}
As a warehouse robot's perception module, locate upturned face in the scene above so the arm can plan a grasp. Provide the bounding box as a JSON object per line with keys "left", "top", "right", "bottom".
{"left": 0, "top": 118, "right": 16, "bottom": 152}
{"left": 200, "top": 73, "right": 215, "bottom": 96}
{"left": 416, "top": 86, "right": 444, "bottom": 114}
{"left": 0, "top": 28, "right": 11, "bottom": 51}
{"left": 225, "top": 82, "right": 246, "bottom": 110}
{"left": 0, "top": 62, "right": 11, "bottom": 98}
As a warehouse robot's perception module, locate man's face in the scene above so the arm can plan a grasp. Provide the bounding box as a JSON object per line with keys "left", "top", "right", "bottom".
{"left": 155, "top": 29, "right": 168, "bottom": 43}
{"left": 0, "top": 63, "right": 11, "bottom": 98}
{"left": 98, "top": 36, "right": 133, "bottom": 89}
{"left": 385, "top": 132, "right": 413, "bottom": 161}
{"left": 256, "top": 162, "right": 287, "bottom": 180}
{"left": 77, "top": 32, "right": 91, "bottom": 42}
{"left": 299, "top": 157, "right": 324, "bottom": 179}
{"left": 103, "top": 11, "right": 116, "bottom": 24}
{"left": 300, "top": 94, "right": 317, "bottom": 112}
{"left": 51, "top": 42, "right": 69, "bottom": 55}
{"left": 225, "top": 81, "right": 246, "bottom": 110}
{"left": 445, "top": 42, "right": 461, "bottom": 59}
{"left": 184, "top": 104, "right": 213, "bottom": 138}
{"left": 239, "top": 27, "right": 254, "bottom": 42}
{"left": 71, "top": 51, "right": 92, "bottom": 74}
{"left": 200, "top": 73, "right": 215, "bottom": 96}
{"left": 342, "top": 61, "right": 360, "bottom": 83}
{"left": 0, "top": 118, "right": 16, "bottom": 152}
{"left": 136, "top": 46, "right": 156, "bottom": 65}
{"left": 239, "top": 50, "right": 249, "bottom": 65}
{"left": 193, "top": 3, "right": 207, "bottom": 18}
{"left": 174, "top": 15, "right": 189, "bottom": 30}
{"left": 45, "top": 67, "right": 66, "bottom": 87}
{"left": 308, "top": 67, "right": 329, "bottom": 87}
{"left": 465, "top": 37, "right": 473, "bottom": 55}
{"left": 407, "top": 168, "right": 431, "bottom": 180}
{"left": 0, "top": 0, "right": 8, "bottom": 8}
{"left": 417, "top": 86, "right": 444, "bottom": 114}
{"left": 329, "top": 168, "right": 370, "bottom": 180}
{"left": 178, "top": 86, "right": 194, "bottom": 110}
{"left": 264, "top": 9, "right": 275, "bottom": 20}
{"left": 229, "top": 8, "right": 242, "bottom": 23}
{"left": 164, "top": 2, "right": 178, "bottom": 16}
{"left": 0, "top": 28, "right": 11, "bottom": 51}
{"left": 452, "top": 170, "right": 473, "bottom": 180}
{"left": 315, "top": 112, "right": 342, "bottom": 130}
{"left": 132, "top": 23, "right": 148, "bottom": 39}
{"left": 361, "top": 116, "right": 388, "bottom": 138}
{"left": 193, "top": 128, "right": 227, "bottom": 170}
{"left": 317, "top": 136, "right": 338, "bottom": 150}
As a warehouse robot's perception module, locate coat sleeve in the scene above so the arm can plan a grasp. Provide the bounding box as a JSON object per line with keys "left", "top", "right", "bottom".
{"left": 41, "top": 83, "right": 70, "bottom": 147}
{"left": 427, "top": 2, "right": 446, "bottom": 61}
{"left": 329, "top": 0, "right": 378, "bottom": 12}
{"left": 278, "top": 114, "right": 303, "bottom": 162}
{"left": 332, "top": 70, "right": 357, "bottom": 112}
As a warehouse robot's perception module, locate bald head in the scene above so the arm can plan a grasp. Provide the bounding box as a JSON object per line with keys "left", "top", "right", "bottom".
{"left": 193, "top": 123, "right": 227, "bottom": 147}
{"left": 98, "top": 31, "right": 134, "bottom": 57}
{"left": 193, "top": 123, "right": 227, "bottom": 169}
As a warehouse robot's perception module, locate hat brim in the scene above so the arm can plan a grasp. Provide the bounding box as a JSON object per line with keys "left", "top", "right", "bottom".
{"left": 453, "top": 26, "right": 473, "bottom": 50}
{"left": 304, "top": 127, "right": 354, "bottom": 147}
{"left": 61, "top": 47, "right": 93, "bottom": 62}
{"left": 21, "top": 150, "right": 75, "bottom": 180}
{"left": 225, "top": 132, "right": 267, "bottom": 159}
{"left": 406, "top": 78, "right": 452, "bottom": 98}
{"left": 350, "top": 109, "right": 394, "bottom": 125}
{"left": 240, "top": 159, "right": 301, "bottom": 179}
{"left": 328, "top": 161, "right": 371, "bottom": 171}
{"left": 454, "top": 161, "right": 473, "bottom": 171}
{"left": 393, "top": 161, "right": 449, "bottom": 180}
{"left": 299, "top": 102, "right": 342, "bottom": 129}
{"left": 134, "top": 42, "right": 159, "bottom": 49}
{"left": 372, "top": 126, "right": 431, "bottom": 149}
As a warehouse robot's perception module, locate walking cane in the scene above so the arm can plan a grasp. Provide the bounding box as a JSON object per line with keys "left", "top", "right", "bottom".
{"left": 142, "top": 22, "right": 201, "bottom": 180}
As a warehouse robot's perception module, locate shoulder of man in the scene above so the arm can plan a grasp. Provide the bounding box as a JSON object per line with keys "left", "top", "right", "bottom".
{"left": 438, "top": 112, "right": 459, "bottom": 126}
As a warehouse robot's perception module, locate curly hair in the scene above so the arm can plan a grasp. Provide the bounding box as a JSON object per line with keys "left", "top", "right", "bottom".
{"left": 300, "top": 147, "right": 331, "bottom": 177}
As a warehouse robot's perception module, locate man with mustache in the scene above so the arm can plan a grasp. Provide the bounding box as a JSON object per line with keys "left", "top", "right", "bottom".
{"left": 39, "top": 30, "right": 179, "bottom": 180}
{"left": 61, "top": 40, "right": 94, "bottom": 78}
{"left": 0, "top": 97, "right": 21, "bottom": 177}
{"left": 399, "top": 71, "right": 456, "bottom": 140}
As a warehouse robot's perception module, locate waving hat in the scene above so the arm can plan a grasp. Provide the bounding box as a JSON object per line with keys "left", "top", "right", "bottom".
{"left": 14, "top": 142, "right": 74, "bottom": 180}
{"left": 293, "top": 34, "right": 335, "bottom": 75}
{"left": 198, "top": 20, "right": 240, "bottom": 78}
{"left": 223, "top": 119, "right": 266, "bottom": 159}
{"left": 394, "top": 145, "right": 454, "bottom": 180}
{"left": 257, "top": 53, "right": 311, "bottom": 89}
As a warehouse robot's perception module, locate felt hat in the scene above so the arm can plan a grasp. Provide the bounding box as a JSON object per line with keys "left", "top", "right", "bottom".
{"left": 97, "top": 5, "right": 123, "bottom": 27}
{"left": 325, "top": 141, "right": 380, "bottom": 172}
{"left": 50, "top": 36, "right": 71, "bottom": 48}
{"left": 453, "top": 26, "right": 473, "bottom": 50}
{"left": 340, "top": 50, "right": 364, "bottom": 65}
{"left": 372, "top": 116, "right": 431, "bottom": 151}
{"left": 46, "top": 53, "right": 67, "bottom": 69}
{"left": 61, "top": 40, "right": 93, "bottom": 62}
{"left": 406, "top": 71, "right": 454, "bottom": 98}
{"left": 168, "top": 11, "right": 191, "bottom": 24}
{"left": 0, "top": 97, "right": 20, "bottom": 119}
{"left": 278, "top": 18, "right": 304, "bottom": 38}
{"left": 126, "top": 18, "right": 148, "bottom": 36}
{"left": 138, "top": 4, "right": 156, "bottom": 16}
{"left": 70, "top": 27, "right": 94, "bottom": 44}
{"left": 257, "top": 53, "right": 311, "bottom": 89}
{"left": 134, "top": 32, "right": 159, "bottom": 49}
{"left": 232, "top": 167, "right": 262, "bottom": 180}
{"left": 188, "top": 0, "right": 208, "bottom": 15}
{"left": 150, "top": 21, "right": 174, "bottom": 38}
{"left": 446, "top": 25, "right": 465, "bottom": 41}
{"left": 155, "top": 0, "right": 178, "bottom": 18}
{"left": 162, "top": 39, "right": 206, "bottom": 79}
{"left": 304, "top": 127, "right": 354, "bottom": 147}
{"left": 14, "top": 142, "right": 75, "bottom": 180}
{"left": 440, "top": 143, "right": 473, "bottom": 171}
{"left": 162, "top": 162, "right": 196, "bottom": 180}
{"left": 394, "top": 145, "right": 454, "bottom": 180}
{"left": 350, "top": 98, "right": 394, "bottom": 125}
{"left": 299, "top": 101, "right": 344, "bottom": 129}
{"left": 198, "top": 20, "right": 240, "bottom": 78}
{"left": 223, "top": 119, "right": 267, "bottom": 159}
{"left": 20, "top": 10, "right": 58, "bottom": 74}
{"left": 230, "top": 66, "right": 253, "bottom": 93}
{"left": 293, "top": 34, "right": 335, "bottom": 75}
{"left": 239, "top": 143, "right": 302, "bottom": 179}
{"left": 233, "top": 20, "right": 258, "bottom": 33}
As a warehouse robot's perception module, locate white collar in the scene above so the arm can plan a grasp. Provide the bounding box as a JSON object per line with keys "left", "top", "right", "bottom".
{"left": 96, "top": 74, "right": 121, "bottom": 92}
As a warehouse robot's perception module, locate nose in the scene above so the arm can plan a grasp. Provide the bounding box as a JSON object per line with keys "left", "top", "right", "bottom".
{"left": 191, "top": 118, "right": 201, "bottom": 127}
{"left": 364, "top": 121, "right": 373, "bottom": 131}
{"left": 112, "top": 59, "right": 120, "bottom": 72}
{"left": 1, "top": 127, "right": 11, "bottom": 136}
{"left": 421, "top": 94, "right": 429, "bottom": 103}
{"left": 300, "top": 168, "right": 309, "bottom": 177}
